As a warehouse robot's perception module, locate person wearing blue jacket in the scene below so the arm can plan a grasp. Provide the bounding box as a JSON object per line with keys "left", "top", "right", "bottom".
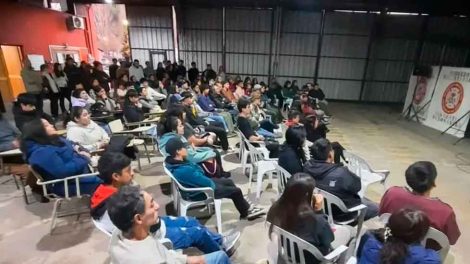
{"left": 359, "top": 208, "right": 440, "bottom": 264}
{"left": 164, "top": 137, "right": 265, "bottom": 220}
{"left": 20, "top": 118, "right": 101, "bottom": 196}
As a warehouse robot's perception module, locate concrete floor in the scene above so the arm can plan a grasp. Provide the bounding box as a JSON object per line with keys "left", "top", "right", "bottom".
{"left": 0, "top": 102, "right": 468, "bottom": 263}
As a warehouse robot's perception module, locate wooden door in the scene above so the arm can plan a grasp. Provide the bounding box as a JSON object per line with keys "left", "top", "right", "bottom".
{"left": 0, "top": 45, "right": 25, "bottom": 102}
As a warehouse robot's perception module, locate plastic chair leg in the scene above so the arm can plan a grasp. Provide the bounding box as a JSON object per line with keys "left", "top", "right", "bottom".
{"left": 143, "top": 143, "right": 151, "bottom": 164}
{"left": 180, "top": 204, "right": 188, "bottom": 217}
{"left": 214, "top": 199, "right": 223, "bottom": 234}
{"left": 136, "top": 151, "right": 142, "bottom": 171}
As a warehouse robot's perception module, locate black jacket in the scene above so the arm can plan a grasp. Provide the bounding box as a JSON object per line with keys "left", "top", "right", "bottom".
{"left": 12, "top": 104, "right": 54, "bottom": 132}
{"left": 278, "top": 144, "right": 304, "bottom": 175}
{"left": 188, "top": 68, "right": 199, "bottom": 84}
{"left": 123, "top": 103, "right": 144, "bottom": 122}
{"left": 303, "top": 159, "right": 361, "bottom": 219}
{"left": 183, "top": 105, "right": 206, "bottom": 127}
{"left": 92, "top": 70, "right": 110, "bottom": 92}
{"left": 308, "top": 89, "right": 326, "bottom": 101}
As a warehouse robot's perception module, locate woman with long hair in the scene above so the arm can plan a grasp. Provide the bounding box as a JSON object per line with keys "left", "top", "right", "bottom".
{"left": 278, "top": 126, "right": 307, "bottom": 175}
{"left": 20, "top": 118, "right": 101, "bottom": 196}
{"left": 52, "top": 63, "right": 71, "bottom": 115}
{"left": 267, "top": 173, "right": 352, "bottom": 264}
{"left": 359, "top": 208, "right": 439, "bottom": 264}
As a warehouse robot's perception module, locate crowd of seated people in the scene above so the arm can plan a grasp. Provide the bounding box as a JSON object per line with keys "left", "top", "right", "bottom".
{"left": 7, "top": 57, "right": 461, "bottom": 264}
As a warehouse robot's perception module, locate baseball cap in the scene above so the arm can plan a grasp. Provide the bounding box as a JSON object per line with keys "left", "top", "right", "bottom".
{"left": 165, "top": 137, "right": 186, "bottom": 157}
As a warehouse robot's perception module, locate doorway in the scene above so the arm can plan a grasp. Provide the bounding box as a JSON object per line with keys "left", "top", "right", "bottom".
{"left": 0, "top": 45, "right": 25, "bottom": 112}
{"left": 150, "top": 50, "right": 167, "bottom": 69}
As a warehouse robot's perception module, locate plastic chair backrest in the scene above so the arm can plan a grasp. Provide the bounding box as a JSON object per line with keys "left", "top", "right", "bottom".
{"left": 344, "top": 151, "right": 371, "bottom": 178}
{"left": 275, "top": 163, "right": 292, "bottom": 195}
{"left": 245, "top": 138, "right": 265, "bottom": 163}
{"left": 271, "top": 224, "right": 329, "bottom": 264}
{"left": 315, "top": 188, "right": 358, "bottom": 224}
{"left": 422, "top": 227, "right": 450, "bottom": 261}
{"left": 108, "top": 119, "right": 124, "bottom": 133}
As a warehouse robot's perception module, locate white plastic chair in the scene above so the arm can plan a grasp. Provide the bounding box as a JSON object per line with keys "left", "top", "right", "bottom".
{"left": 29, "top": 166, "right": 98, "bottom": 234}
{"left": 344, "top": 151, "right": 390, "bottom": 197}
{"left": 380, "top": 213, "right": 450, "bottom": 262}
{"left": 235, "top": 129, "right": 270, "bottom": 173}
{"left": 163, "top": 166, "right": 223, "bottom": 234}
{"left": 245, "top": 139, "right": 278, "bottom": 200}
{"left": 270, "top": 224, "right": 348, "bottom": 264}
{"left": 274, "top": 163, "right": 292, "bottom": 196}
{"left": 315, "top": 188, "right": 367, "bottom": 239}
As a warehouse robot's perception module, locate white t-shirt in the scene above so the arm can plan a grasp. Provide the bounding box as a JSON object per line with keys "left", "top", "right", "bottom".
{"left": 109, "top": 229, "right": 187, "bottom": 264}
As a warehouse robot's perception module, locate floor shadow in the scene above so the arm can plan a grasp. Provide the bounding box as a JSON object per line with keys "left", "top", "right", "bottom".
{"left": 223, "top": 153, "right": 240, "bottom": 164}
{"left": 36, "top": 218, "right": 94, "bottom": 252}
{"left": 138, "top": 162, "right": 166, "bottom": 177}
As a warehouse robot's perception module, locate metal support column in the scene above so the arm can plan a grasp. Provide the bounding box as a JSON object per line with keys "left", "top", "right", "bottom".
{"left": 222, "top": 7, "right": 226, "bottom": 70}
{"left": 359, "top": 13, "right": 378, "bottom": 101}
{"left": 267, "top": 8, "right": 276, "bottom": 83}
{"left": 313, "top": 10, "right": 326, "bottom": 83}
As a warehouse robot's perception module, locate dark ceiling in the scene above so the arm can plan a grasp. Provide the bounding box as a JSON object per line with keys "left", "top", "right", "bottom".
{"left": 71, "top": 0, "right": 470, "bottom": 16}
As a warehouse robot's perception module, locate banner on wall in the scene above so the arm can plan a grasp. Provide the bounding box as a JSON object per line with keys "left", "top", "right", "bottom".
{"left": 402, "top": 66, "right": 439, "bottom": 122}
{"left": 423, "top": 67, "right": 470, "bottom": 138}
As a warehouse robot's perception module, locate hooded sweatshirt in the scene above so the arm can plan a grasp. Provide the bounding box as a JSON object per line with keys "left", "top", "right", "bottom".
{"left": 165, "top": 156, "right": 215, "bottom": 201}
{"left": 66, "top": 121, "right": 109, "bottom": 151}
{"left": 303, "top": 159, "right": 361, "bottom": 220}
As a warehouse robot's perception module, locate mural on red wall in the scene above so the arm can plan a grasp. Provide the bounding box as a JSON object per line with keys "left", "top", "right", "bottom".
{"left": 91, "top": 4, "right": 129, "bottom": 64}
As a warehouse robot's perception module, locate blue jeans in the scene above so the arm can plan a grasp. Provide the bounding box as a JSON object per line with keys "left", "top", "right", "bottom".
{"left": 162, "top": 216, "right": 223, "bottom": 253}
{"left": 207, "top": 115, "right": 229, "bottom": 132}
{"left": 204, "top": 250, "right": 231, "bottom": 264}
{"left": 257, "top": 127, "right": 275, "bottom": 138}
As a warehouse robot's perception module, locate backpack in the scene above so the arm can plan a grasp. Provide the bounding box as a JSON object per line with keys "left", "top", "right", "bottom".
{"left": 106, "top": 135, "right": 139, "bottom": 160}
{"left": 90, "top": 103, "right": 111, "bottom": 118}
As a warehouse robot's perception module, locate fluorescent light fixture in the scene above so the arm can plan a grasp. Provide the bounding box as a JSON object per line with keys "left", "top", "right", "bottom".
{"left": 105, "top": 0, "right": 113, "bottom": 3}
{"left": 388, "top": 12, "right": 419, "bottom": 16}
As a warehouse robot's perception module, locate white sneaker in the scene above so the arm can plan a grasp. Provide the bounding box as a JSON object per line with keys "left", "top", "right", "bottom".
{"left": 223, "top": 230, "right": 241, "bottom": 255}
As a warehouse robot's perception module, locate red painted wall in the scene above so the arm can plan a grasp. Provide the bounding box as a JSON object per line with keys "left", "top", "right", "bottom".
{"left": 0, "top": 1, "right": 91, "bottom": 61}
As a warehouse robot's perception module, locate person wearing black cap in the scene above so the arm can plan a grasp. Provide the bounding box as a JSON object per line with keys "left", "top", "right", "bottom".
{"left": 165, "top": 137, "right": 265, "bottom": 220}
{"left": 12, "top": 93, "right": 54, "bottom": 132}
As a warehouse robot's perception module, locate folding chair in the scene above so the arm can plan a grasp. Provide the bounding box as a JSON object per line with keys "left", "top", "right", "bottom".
{"left": 245, "top": 139, "right": 278, "bottom": 200}
{"left": 108, "top": 119, "right": 153, "bottom": 170}
{"left": 0, "top": 148, "right": 29, "bottom": 204}
{"left": 315, "top": 188, "right": 367, "bottom": 239}
{"left": 29, "top": 166, "right": 98, "bottom": 234}
{"left": 270, "top": 224, "right": 349, "bottom": 264}
{"left": 344, "top": 151, "right": 390, "bottom": 197}
{"left": 163, "top": 166, "right": 224, "bottom": 234}
{"left": 274, "top": 163, "right": 292, "bottom": 196}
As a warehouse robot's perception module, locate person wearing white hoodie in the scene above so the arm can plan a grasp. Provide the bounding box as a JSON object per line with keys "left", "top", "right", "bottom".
{"left": 66, "top": 106, "right": 109, "bottom": 151}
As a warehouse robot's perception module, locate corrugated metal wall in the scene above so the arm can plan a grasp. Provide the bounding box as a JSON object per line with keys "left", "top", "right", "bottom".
{"left": 126, "top": 7, "right": 470, "bottom": 102}
{"left": 319, "top": 12, "right": 373, "bottom": 100}
{"left": 276, "top": 11, "right": 320, "bottom": 88}
{"left": 178, "top": 8, "right": 223, "bottom": 71}
{"left": 225, "top": 8, "right": 273, "bottom": 83}
{"left": 127, "top": 6, "right": 175, "bottom": 66}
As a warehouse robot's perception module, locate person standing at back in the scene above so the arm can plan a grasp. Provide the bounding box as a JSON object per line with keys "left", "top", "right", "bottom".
{"left": 21, "top": 58, "right": 44, "bottom": 113}
{"left": 109, "top": 58, "right": 119, "bottom": 89}
{"left": 52, "top": 63, "right": 71, "bottom": 115}
{"left": 129, "top": 59, "right": 145, "bottom": 81}
{"left": 143, "top": 61, "right": 154, "bottom": 78}
{"left": 40, "top": 63, "right": 60, "bottom": 119}
{"left": 177, "top": 60, "right": 187, "bottom": 79}
{"left": 379, "top": 161, "right": 461, "bottom": 245}
{"left": 188, "top": 62, "right": 199, "bottom": 85}
{"left": 202, "top": 64, "right": 217, "bottom": 83}
{"left": 92, "top": 61, "right": 111, "bottom": 92}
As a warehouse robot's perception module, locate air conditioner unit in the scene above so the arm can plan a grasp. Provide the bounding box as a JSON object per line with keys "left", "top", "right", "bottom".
{"left": 66, "top": 15, "right": 85, "bottom": 30}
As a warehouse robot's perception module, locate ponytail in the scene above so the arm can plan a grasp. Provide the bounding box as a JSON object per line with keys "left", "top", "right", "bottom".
{"left": 380, "top": 236, "right": 408, "bottom": 264}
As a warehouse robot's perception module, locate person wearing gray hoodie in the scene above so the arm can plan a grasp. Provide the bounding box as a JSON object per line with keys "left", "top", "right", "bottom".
{"left": 66, "top": 107, "right": 109, "bottom": 151}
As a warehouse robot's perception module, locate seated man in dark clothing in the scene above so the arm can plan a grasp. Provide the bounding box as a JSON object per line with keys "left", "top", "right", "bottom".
{"left": 123, "top": 89, "right": 145, "bottom": 122}
{"left": 236, "top": 98, "right": 280, "bottom": 158}
{"left": 303, "top": 138, "right": 378, "bottom": 221}
{"left": 13, "top": 93, "right": 54, "bottom": 132}
{"left": 179, "top": 92, "right": 230, "bottom": 152}
{"left": 164, "top": 137, "right": 265, "bottom": 220}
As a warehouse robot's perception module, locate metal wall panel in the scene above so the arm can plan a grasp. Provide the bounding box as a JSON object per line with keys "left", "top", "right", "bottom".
{"left": 371, "top": 39, "right": 417, "bottom": 60}
{"left": 179, "top": 8, "right": 222, "bottom": 71}
{"left": 225, "top": 8, "right": 272, "bottom": 78}
{"left": 127, "top": 6, "right": 174, "bottom": 66}
{"left": 282, "top": 11, "right": 321, "bottom": 33}
{"left": 367, "top": 60, "right": 414, "bottom": 82}
{"left": 321, "top": 35, "right": 369, "bottom": 58}
{"left": 319, "top": 58, "right": 366, "bottom": 79}
{"left": 324, "top": 13, "right": 373, "bottom": 35}
{"left": 442, "top": 46, "right": 467, "bottom": 66}
{"left": 427, "top": 17, "right": 470, "bottom": 39}
{"left": 317, "top": 79, "right": 362, "bottom": 100}
{"left": 381, "top": 16, "right": 424, "bottom": 38}
{"left": 420, "top": 42, "right": 442, "bottom": 64}
{"left": 362, "top": 82, "right": 408, "bottom": 102}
